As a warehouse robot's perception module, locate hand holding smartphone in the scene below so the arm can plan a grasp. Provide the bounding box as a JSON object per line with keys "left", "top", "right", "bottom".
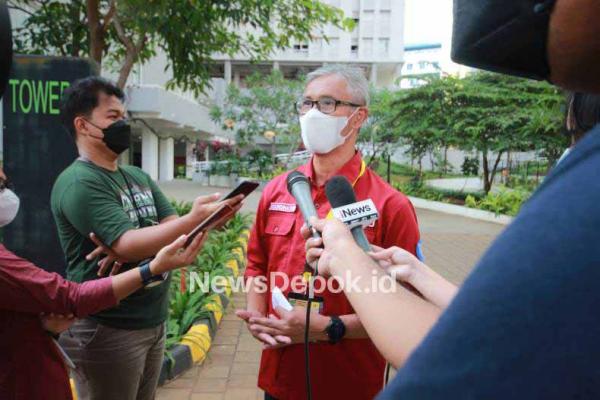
{"left": 184, "top": 181, "right": 259, "bottom": 248}
{"left": 220, "top": 180, "right": 259, "bottom": 202}
{"left": 184, "top": 203, "right": 235, "bottom": 248}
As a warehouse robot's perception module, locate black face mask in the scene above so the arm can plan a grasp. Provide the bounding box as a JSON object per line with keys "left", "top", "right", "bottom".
{"left": 86, "top": 119, "right": 131, "bottom": 155}
{"left": 452, "top": 0, "right": 557, "bottom": 81}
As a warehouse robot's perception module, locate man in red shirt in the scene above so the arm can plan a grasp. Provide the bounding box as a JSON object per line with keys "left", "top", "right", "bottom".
{"left": 237, "top": 64, "right": 421, "bottom": 400}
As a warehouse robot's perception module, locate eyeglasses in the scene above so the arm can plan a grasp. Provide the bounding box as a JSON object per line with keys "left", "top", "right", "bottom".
{"left": 296, "top": 96, "right": 363, "bottom": 115}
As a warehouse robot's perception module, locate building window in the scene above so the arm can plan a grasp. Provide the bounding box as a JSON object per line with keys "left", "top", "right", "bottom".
{"left": 378, "top": 0, "right": 391, "bottom": 10}
{"left": 378, "top": 10, "right": 391, "bottom": 37}
{"left": 378, "top": 38, "right": 390, "bottom": 57}
{"left": 407, "top": 63, "right": 413, "bottom": 71}
{"left": 293, "top": 43, "right": 309, "bottom": 54}
{"left": 363, "top": 38, "right": 373, "bottom": 58}
{"left": 362, "top": 10, "right": 375, "bottom": 37}
{"left": 418, "top": 61, "right": 428, "bottom": 69}
{"left": 363, "top": 0, "right": 375, "bottom": 11}
{"left": 351, "top": 37, "right": 359, "bottom": 58}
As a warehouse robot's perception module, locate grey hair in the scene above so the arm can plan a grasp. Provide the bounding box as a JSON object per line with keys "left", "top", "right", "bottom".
{"left": 306, "top": 64, "right": 370, "bottom": 106}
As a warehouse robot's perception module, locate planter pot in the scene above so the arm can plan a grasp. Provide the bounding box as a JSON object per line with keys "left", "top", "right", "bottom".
{"left": 210, "top": 175, "right": 231, "bottom": 187}
{"left": 192, "top": 170, "right": 203, "bottom": 183}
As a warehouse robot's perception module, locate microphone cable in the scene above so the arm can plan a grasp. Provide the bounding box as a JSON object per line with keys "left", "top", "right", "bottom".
{"left": 303, "top": 257, "right": 317, "bottom": 400}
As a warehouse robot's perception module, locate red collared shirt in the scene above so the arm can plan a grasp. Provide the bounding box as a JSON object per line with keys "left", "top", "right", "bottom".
{"left": 245, "top": 152, "right": 420, "bottom": 400}
{"left": 0, "top": 245, "right": 117, "bottom": 400}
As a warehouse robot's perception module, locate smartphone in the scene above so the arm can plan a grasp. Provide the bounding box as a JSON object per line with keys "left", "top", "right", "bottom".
{"left": 184, "top": 203, "right": 235, "bottom": 248}
{"left": 221, "top": 180, "right": 260, "bottom": 202}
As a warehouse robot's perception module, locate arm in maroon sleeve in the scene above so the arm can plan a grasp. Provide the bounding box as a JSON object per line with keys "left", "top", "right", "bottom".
{"left": 0, "top": 245, "right": 117, "bottom": 317}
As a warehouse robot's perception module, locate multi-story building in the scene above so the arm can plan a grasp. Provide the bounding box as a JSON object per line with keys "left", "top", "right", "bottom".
{"left": 399, "top": 43, "right": 443, "bottom": 88}
{"left": 210, "top": 0, "right": 405, "bottom": 88}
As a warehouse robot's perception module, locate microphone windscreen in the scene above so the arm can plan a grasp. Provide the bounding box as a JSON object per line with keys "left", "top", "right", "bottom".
{"left": 286, "top": 171, "right": 309, "bottom": 194}
{"left": 325, "top": 176, "right": 356, "bottom": 208}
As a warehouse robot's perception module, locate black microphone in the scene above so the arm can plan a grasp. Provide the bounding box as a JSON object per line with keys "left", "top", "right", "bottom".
{"left": 325, "top": 176, "right": 371, "bottom": 251}
{"left": 326, "top": 175, "right": 424, "bottom": 298}
{"left": 286, "top": 171, "right": 320, "bottom": 241}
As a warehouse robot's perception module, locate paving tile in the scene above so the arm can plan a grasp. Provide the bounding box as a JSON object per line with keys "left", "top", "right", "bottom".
{"left": 223, "top": 388, "right": 260, "bottom": 400}
{"left": 190, "top": 393, "right": 224, "bottom": 400}
{"left": 229, "top": 363, "right": 260, "bottom": 377}
{"left": 198, "top": 365, "right": 231, "bottom": 379}
{"left": 209, "top": 344, "right": 237, "bottom": 356}
{"left": 233, "top": 351, "right": 262, "bottom": 364}
{"left": 192, "top": 378, "right": 228, "bottom": 393}
{"left": 156, "top": 388, "right": 191, "bottom": 400}
{"left": 227, "top": 375, "right": 258, "bottom": 389}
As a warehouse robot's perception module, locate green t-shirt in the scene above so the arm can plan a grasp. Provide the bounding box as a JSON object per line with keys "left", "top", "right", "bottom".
{"left": 51, "top": 160, "right": 176, "bottom": 330}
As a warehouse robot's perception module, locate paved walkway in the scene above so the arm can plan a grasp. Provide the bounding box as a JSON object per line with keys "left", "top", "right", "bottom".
{"left": 156, "top": 180, "right": 506, "bottom": 400}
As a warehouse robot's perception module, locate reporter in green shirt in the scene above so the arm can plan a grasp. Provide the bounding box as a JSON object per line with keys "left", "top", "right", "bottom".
{"left": 51, "top": 77, "right": 243, "bottom": 400}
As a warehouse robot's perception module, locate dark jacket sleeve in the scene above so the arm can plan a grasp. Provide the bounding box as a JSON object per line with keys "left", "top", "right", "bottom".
{"left": 0, "top": 245, "right": 118, "bottom": 317}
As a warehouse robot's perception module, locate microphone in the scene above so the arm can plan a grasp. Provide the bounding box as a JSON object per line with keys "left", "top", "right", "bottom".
{"left": 286, "top": 171, "right": 320, "bottom": 241}
{"left": 326, "top": 175, "right": 424, "bottom": 298}
{"left": 325, "top": 176, "right": 373, "bottom": 251}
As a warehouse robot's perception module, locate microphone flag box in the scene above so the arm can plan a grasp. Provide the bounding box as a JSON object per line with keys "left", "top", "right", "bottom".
{"left": 332, "top": 199, "right": 379, "bottom": 229}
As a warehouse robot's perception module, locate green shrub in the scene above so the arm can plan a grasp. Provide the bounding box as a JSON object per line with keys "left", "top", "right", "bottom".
{"left": 465, "top": 187, "right": 530, "bottom": 216}
{"left": 170, "top": 199, "right": 193, "bottom": 216}
{"left": 461, "top": 157, "right": 479, "bottom": 176}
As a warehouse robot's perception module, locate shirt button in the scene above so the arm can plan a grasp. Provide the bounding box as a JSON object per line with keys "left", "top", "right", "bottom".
{"left": 273, "top": 226, "right": 279, "bottom": 232}
{"left": 315, "top": 203, "right": 320, "bottom": 209}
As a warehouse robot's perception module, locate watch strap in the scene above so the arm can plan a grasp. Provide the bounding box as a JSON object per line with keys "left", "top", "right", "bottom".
{"left": 326, "top": 315, "right": 346, "bottom": 344}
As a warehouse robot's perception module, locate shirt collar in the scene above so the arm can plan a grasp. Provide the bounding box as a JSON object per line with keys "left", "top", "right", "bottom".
{"left": 298, "top": 150, "right": 364, "bottom": 188}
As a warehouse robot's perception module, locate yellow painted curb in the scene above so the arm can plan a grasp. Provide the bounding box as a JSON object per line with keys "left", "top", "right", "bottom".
{"left": 226, "top": 258, "right": 239, "bottom": 278}
{"left": 204, "top": 294, "right": 223, "bottom": 324}
{"left": 180, "top": 324, "right": 211, "bottom": 364}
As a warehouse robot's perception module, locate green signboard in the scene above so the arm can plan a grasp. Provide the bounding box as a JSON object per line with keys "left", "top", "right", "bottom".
{"left": 3, "top": 55, "right": 97, "bottom": 275}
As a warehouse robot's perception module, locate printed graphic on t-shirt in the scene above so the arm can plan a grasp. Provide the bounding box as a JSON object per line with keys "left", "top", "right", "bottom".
{"left": 119, "top": 184, "right": 158, "bottom": 227}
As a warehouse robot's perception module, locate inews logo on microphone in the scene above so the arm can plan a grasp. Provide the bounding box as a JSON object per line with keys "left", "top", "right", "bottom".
{"left": 332, "top": 199, "right": 379, "bottom": 229}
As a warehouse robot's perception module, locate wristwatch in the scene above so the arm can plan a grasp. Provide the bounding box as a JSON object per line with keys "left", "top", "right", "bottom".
{"left": 325, "top": 316, "right": 346, "bottom": 344}
{"left": 139, "top": 258, "right": 168, "bottom": 288}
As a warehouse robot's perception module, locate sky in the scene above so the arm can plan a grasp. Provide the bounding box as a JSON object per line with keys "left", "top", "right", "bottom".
{"left": 403, "top": 0, "right": 453, "bottom": 46}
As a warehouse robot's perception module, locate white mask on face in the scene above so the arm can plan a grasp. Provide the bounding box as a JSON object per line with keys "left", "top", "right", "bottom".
{"left": 0, "top": 189, "right": 20, "bottom": 227}
{"left": 300, "top": 108, "right": 356, "bottom": 155}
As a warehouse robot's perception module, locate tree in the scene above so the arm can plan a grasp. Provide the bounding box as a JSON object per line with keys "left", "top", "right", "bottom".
{"left": 385, "top": 72, "right": 566, "bottom": 193}
{"left": 378, "top": 76, "right": 462, "bottom": 177}
{"left": 10, "top": 0, "right": 352, "bottom": 94}
{"left": 210, "top": 70, "right": 304, "bottom": 155}
{"left": 451, "top": 73, "right": 565, "bottom": 193}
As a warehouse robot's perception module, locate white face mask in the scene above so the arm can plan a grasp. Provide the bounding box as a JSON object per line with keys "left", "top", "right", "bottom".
{"left": 0, "top": 188, "right": 20, "bottom": 227}
{"left": 300, "top": 108, "right": 356, "bottom": 155}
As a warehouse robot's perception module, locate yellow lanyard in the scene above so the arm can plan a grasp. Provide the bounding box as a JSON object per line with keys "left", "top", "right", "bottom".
{"left": 325, "top": 160, "right": 367, "bottom": 219}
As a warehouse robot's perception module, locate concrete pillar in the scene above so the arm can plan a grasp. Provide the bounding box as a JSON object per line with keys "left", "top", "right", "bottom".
{"left": 141, "top": 129, "right": 159, "bottom": 181}
{"left": 370, "top": 64, "right": 378, "bottom": 85}
{"left": 185, "top": 141, "right": 196, "bottom": 179}
{"left": 224, "top": 61, "right": 232, "bottom": 84}
{"left": 159, "top": 137, "right": 174, "bottom": 181}
{"left": 273, "top": 61, "right": 280, "bottom": 71}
